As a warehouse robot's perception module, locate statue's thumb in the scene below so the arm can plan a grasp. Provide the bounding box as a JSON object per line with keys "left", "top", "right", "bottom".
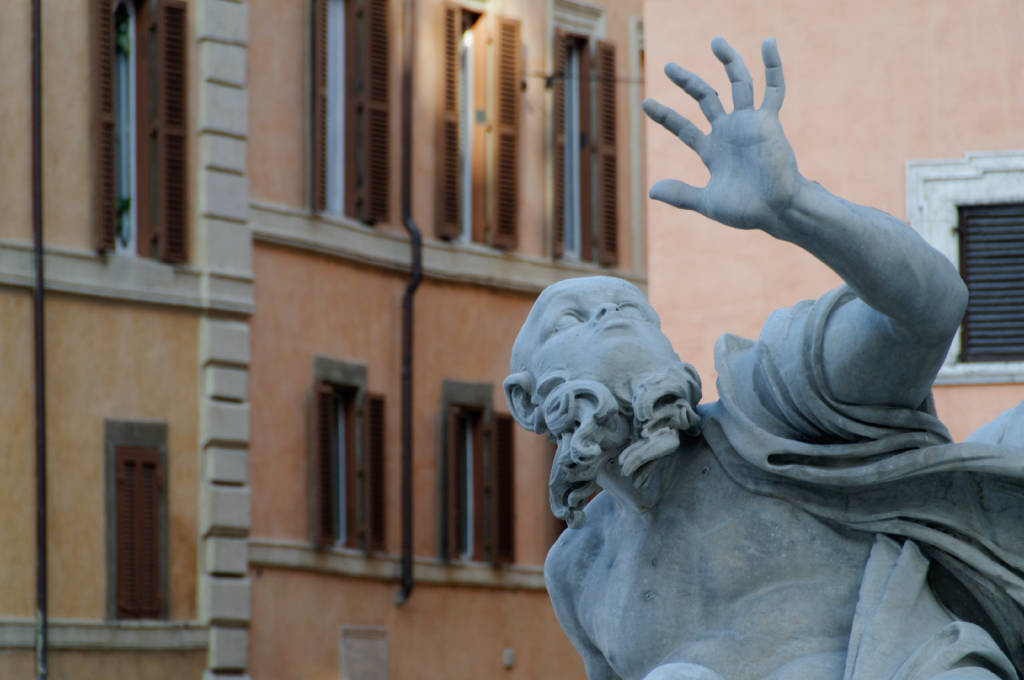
{"left": 650, "top": 179, "right": 701, "bottom": 212}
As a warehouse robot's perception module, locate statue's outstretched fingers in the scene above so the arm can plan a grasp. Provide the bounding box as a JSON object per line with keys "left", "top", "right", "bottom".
{"left": 711, "top": 36, "right": 754, "bottom": 110}
{"left": 664, "top": 63, "right": 725, "bottom": 124}
{"left": 761, "top": 37, "right": 785, "bottom": 113}
{"left": 650, "top": 179, "right": 704, "bottom": 212}
{"left": 642, "top": 98, "right": 704, "bottom": 152}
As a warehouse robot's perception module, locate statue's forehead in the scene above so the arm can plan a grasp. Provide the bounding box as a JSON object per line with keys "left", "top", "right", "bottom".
{"left": 536, "top": 277, "right": 647, "bottom": 310}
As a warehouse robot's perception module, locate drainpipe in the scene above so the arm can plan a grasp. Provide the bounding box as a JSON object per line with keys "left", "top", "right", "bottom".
{"left": 396, "top": 0, "right": 420, "bottom": 605}
{"left": 31, "top": 0, "right": 48, "bottom": 676}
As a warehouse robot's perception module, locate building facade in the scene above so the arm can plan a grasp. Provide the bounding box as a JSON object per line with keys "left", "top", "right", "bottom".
{"left": 643, "top": 0, "right": 1024, "bottom": 442}
{"left": 0, "top": 0, "right": 646, "bottom": 677}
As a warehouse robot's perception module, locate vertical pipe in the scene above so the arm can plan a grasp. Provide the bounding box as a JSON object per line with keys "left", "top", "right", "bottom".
{"left": 397, "top": 0, "right": 420, "bottom": 605}
{"left": 31, "top": 0, "right": 48, "bottom": 676}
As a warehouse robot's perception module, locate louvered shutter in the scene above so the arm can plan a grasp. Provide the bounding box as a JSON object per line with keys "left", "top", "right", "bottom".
{"left": 493, "top": 415, "right": 515, "bottom": 565}
{"left": 552, "top": 30, "right": 567, "bottom": 257}
{"left": 595, "top": 41, "right": 618, "bottom": 266}
{"left": 115, "top": 446, "right": 163, "bottom": 619}
{"left": 92, "top": 0, "right": 117, "bottom": 252}
{"left": 365, "top": 395, "right": 386, "bottom": 552}
{"left": 491, "top": 18, "right": 520, "bottom": 250}
{"left": 157, "top": 0, "right": 188, "bottom": 264}
{"left": 312, "top": 0, "right": 329, "bottom": 212}
{"left": 364, "top": 0, "right": 390, "bottom": 223}
{"left": 959, "top": 203, "right": 1024, "bottom": 361}
{"left": 444, "top": 406, "right": 460, "bottom": 559}
{"left": 436, "top": 6, "right": 462, "bottom": 238}
{"left": 314, "top": 382, "right": 338, "bottom": 547}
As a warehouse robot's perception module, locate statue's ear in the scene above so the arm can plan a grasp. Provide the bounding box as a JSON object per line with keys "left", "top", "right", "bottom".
{"left": 504, "top": 372, "right": 543, "bottom": 433}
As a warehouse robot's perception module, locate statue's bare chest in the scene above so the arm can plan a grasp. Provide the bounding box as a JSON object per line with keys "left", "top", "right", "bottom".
{"left": 561, "top": 446, "right": 873, "bottom": 680}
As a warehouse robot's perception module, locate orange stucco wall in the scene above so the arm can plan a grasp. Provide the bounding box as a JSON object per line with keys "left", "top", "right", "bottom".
{"left": 644, "top": 0, "right": 1024, "bottom": 435}
{"left": 250, "top": 568, "right": 581, "bottom": 679}
{"left": 0, "top": 292, "right": 200, "bottom": 620}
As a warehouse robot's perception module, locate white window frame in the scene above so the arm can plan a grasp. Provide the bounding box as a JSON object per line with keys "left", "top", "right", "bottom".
{"left": 460, "top": 412, "right": 475, "bottom": 560}
{"left": 325, "top": 0, "right": 346, "bottom": 215}
{"left": 907, "top": 150, "right": 1024, "bottom": 384}
{"left": 459, "top": 27, "right": 475, "bottom": 241}
{"left": 113, "top": 0, "right": 138, "bottom": 255}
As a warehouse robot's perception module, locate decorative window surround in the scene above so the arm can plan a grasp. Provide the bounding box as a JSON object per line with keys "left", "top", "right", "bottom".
{"left": 249, "top": 202, "right": 648, "bottom": 294}
{"left": 906, "top": 150, "right": 1024, "bottom": 384}
{"left": 0, "top": 619, "right": 208, "bottom": 651}
{"left": 0, "top": 241, "right": 252, "bottom": 316}
{"left": 248, "top": 539, "right": 546, "bottom": 591}
{"left": 552, "top": 0, "right": 605, "bottom": 38}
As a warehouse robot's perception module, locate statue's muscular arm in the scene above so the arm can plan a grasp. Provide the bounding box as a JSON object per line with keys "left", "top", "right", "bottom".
{"left": 643, "top": 38, "right": 967, "bottom": 409}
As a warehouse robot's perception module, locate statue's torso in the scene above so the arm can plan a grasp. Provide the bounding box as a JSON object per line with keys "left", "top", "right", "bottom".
{"left": 547, "top": 439, "right": 874, "bottom": 680}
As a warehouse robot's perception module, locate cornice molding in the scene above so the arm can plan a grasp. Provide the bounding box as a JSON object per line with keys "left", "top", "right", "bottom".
{"left": 0, "top": 618, "right": 208, "bottom": 651}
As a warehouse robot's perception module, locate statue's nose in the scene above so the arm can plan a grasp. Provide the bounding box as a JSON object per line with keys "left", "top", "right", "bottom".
{"left": 595, "top": 303, "right": 618, "bottom": 320}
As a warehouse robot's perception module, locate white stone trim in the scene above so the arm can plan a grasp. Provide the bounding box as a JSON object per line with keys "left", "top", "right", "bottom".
{"left": 906, "top": 150, "right": 1024, "bottom": 384}
{"left": 249, "top": 202, "right": 648, "bottom": 294}
{"left": 248, "top": 539, "right": 547, "bottom": 591}
{"left": 551, "top": 0, "right": 605, "bottom": 38}
{"left": 0, "top": 619, "right": 207, "bottom": 651}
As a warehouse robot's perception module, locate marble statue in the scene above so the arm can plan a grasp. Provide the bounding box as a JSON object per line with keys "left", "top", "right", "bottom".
{"left": 504, "top": 38, "right": 1024, "bottom": 680}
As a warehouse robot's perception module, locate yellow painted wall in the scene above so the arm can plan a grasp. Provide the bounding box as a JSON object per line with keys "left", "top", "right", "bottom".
{"left": 250, "top": 568, "right": 582, "bottom": 680}
{"left": 0, "top": 649, "right": 206, "bottom": 680}
{"left": 644, "top": 0, "right": 1024, "bottom": 434}
{"left": 43, "top": 295, "right": 199, "bottom": 620}
{"left": 0, "top": 3, "right": 32, "bottom": 243}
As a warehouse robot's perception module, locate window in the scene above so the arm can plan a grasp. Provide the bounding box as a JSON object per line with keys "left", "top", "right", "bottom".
{"left": 907, "top": 151, "right": 1024, "bottom": 383}
{"left": 105, "top": 420, "right": 168, "bottom": 620}
{"left": 312, "top": 0, "right": 390, "bottom": 223}
{"left": 440, "top": 381, "right": 515, "bottom": 564}
{"left": 957, "top": 203, "right": 1024, "bottom": 362}
{"left": 436, "top": 7, "right": 521, "bottom": 250}
{"left": 553, "top": 30, "right": 618, "bottom": 265}
{"left": 311, "top": 357, "right": 386, "bottom": 552}
{"left": 93, "top": 0, "right": 188, "bottom": 263}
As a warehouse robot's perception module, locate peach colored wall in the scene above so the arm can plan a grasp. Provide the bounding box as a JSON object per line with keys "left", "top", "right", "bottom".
{"left": 250, "top": 568, "right": 582, "bottom": 680}
{"left": 644, "top": 0, "right": 1024, "bottom": 435}
{"left": 43, "top": 296, "right": 198, "bottom": 620}
{"left": 249, "top": 243, "right": 554, "bottom": 563}
{"left": 0, "top": 650, "right": 207, "bottom": 680}
{"left": 248, "top": 0, "right": 645, "bottom": 271}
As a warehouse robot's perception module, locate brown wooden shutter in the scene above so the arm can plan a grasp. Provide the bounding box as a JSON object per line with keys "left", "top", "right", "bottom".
{"left": 493, "top": 414, "right": 515, "bottom": 565}
{"left": 156, "top": 0, "right": 188, "bottom": 264}
{"left": 115, "top": 446, "right": 163, "bottom": 619}
{"left": 365, "top": 395, "right": 386, "bottom": 552}
{"left": 92, "top": 0, "right": 117, "bottom": 252}
{"left": 364, "top": 0, "right": 390, "bottom": 223}
{"left": 595, "top": 40, "right": 618, "bottom": 266}
{"left": 444, "top": 406, "right": 460, "bottom": 559}
{"left": 436, "top": 5, "right": 462, "bottom": 239}
{"left": 491, "top": 18, "right": 521, "bottom": 250}
{"left": 314, "top": 382, "right": 338, "bottom": 547}
{"left": 552, "top": 30, "right": 567, "bottom": 257}
{"left": 312, "top": 0, "right": 329, "bottom": 213}
{"left": 344, "top": 394, "right": 359, "bottom": 548}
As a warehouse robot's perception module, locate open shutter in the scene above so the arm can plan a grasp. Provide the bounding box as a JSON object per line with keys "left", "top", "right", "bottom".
{"left": 365, "top": 395, "right": 386, "bottom": 551}
{"left": 115, "top": 447, "right": 162, "bottom": 619}
{"left": 491, "top": 18, "right": 521, "bottom": 250}
{"left": 595, "top": 40, "right": 618, "bottom": 266}
{"left": 493, "top": 415, "right": 515, "bottom": 565}
{"left": 436, "top": 6, "right": 462, "bottom": 238}
{"left": 92, "top": 0, "right": 117, "bottom": 252}
{"left": 157, "top": 0, "right": 188, "bottom": 264}
{"left": 552, "top": 30, "right": 567, "bottom": 257}
{"left": 314, "top": 382, "right": 338, "bottom": 547}
{"left": 444, "top": 406, "right": 460, "bottom": 560}
{"left": 312, "top": 0, "right": 328, "bottom": 212}
{"left": 364, "top": 0, "right": 390, "bottom": 223}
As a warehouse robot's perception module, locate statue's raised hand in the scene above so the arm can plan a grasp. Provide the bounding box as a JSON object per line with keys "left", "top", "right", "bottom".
{"left": 643, "top": 37, "right": 801, "bottom": 237}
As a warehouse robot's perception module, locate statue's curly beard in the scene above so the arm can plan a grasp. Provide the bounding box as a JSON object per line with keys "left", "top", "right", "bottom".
{"left": 542, "top": 364, "right": 702, "bottom": 529}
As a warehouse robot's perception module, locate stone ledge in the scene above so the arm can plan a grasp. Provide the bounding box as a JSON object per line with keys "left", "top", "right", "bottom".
{"left": 248, "top": 539, "right": 547, "bottom": 591}
{"left": 249, "top": 202, "right": 648, "bottom": 295}
{"left": 0, "top": 619, "right": 208, "bottom": 651}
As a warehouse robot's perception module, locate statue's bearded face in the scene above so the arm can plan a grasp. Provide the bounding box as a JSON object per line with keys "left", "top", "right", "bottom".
{"left": 506, "top": 277, "right": 702, "bottom": 528}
